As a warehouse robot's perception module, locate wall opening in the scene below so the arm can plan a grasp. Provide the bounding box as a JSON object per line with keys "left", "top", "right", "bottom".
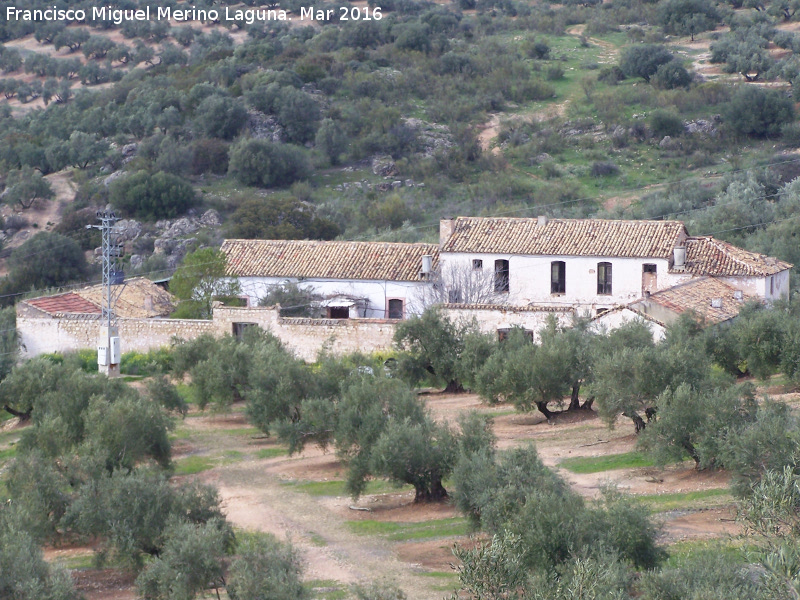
{"left": 597, "top": 262, "right": 613, "bottom": 295}
{"left": 551, "top": 261, "right": 566, "bottom": 294}
{"left": 494, "top": 259, "right": 510, "bottom": 293}
{"left": 388, "top": 299, "right": 404, "bottom": 319}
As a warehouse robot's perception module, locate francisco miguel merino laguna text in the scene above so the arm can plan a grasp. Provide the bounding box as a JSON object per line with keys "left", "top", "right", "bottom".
{"left": 5, "top": 5, "right": 302, "bottom": 25}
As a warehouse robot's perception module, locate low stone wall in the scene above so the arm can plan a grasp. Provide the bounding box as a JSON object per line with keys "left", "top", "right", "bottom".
{"left": 213, "top": 305, "right": 397, "bottom": 361}
{"left": 17, "top": 311, "right": 217, "bottom": 358}
{"left": 18, "top": 303, "right": 575, "bottom": 362}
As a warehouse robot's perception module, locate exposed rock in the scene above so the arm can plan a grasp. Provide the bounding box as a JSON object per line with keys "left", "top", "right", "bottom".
{"left": 533, "top": 153, "right": 552, "bottom": 164}
{"left": 372, "top": 155, "right": 398, "bottom": 177}
{"left": 114, "top": 219, "right": 142, "bottom": 242}
{"left": 103, "top": 171, "right": 126, "bottom": 187}
{"left": 199, "top": 209, "right": 221, "bottom": 228}
{"left": 391, "top": 180, "right": 402, "bottom": 189}
{"left": 247, "top": 110, "right": 286, "bottom": 143}
{"left": 403, "top": 118, "right": 454, "bottom": 157}
{"left": 659, "top": 136, "right": 672, "bottom": 148}
{"left": 130, "top": 254, "right": 144, "bottom": 269}
{"left": 121, "top": 143, "right": 138, "bottom": 157}
{"left": 685, "top": 119, "right": 717, "bottom": 136}
{"left": 162, "top": 217, "right": 200, "bottom": 239}
{"left": 405, "top": 179, "right": 414, "bottom": 187}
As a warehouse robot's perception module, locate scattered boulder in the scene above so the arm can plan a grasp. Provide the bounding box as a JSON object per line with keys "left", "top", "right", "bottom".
{"left": 247, "top": 110, "right": 286, "bottom": 143}
{"left": 372, "top": 155, "right": 398, "bottom": 177}
{"left": 114, "top": 219, "right": 142, "bottom": 242}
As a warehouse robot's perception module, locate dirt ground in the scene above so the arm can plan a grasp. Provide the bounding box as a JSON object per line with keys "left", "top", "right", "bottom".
{"left": 48, "top": 390, "right": 756, "bottom": 598}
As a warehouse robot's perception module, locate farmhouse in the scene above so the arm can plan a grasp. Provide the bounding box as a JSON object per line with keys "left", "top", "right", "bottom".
{"left": 223, "top": 217, "right": 791, "bottom": 318}
{"left": 15, "top": 216, "right": 792, "bottom": 360}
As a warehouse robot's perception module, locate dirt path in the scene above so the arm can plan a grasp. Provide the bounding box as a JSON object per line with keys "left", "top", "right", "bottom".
{"left": 206, "top": 462, "right": 447, "bottom": 599}
{"left": 478, "top": 25, "right": 616, "bottom": 152}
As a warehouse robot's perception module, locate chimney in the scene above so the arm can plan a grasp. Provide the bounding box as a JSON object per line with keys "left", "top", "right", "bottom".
{"left": 710, "top": 297, "right": 723, "bottom": 309}
{"left": 673, "top": 246, "right": 686, "bottom": 269}
{"left": 421, "top": 254, "right": 433, "bottom": 276}
{"left": 734, "top": 290, "right": 743, "bottom": 301}
{"left": 440, "top": 218, "right": 455, "bottom": 247}
{"left": 537, "top": 215, "right": 548, "bottom": 226}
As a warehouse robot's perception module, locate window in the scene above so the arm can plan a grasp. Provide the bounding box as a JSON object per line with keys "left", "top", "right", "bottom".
{"left": 643, "top": 264, "right": 657, "bottom": 274}
{"left": 551, "top": 261, "right": 565, "bottom": 294}
{"left": 448, "top": 289, "right": 463, "bottom": 303}
{"left": 327, "top": 307, "right": 349, "bottom": 319}
{"left": 388, "top": 299, "right": 404, "bottom": 319}
{"left": 497, "top": 328, "right": 534, "bottom": 342}
{"left": 232, "top": 322, "right": 257, "bottom": 339}
{"left": 597, "top": 262, "right": 612, "bottom": 295}
{"left": 596, "top": 308, "right": 609, "bottom": 316}
{"left": 472, "top": 259, "right": 483, "bottom": 270}
{"left": 770, "top": 276, "right": 775, "bottom": 295}
{"left": 494, "top": 259, "right": 510, "bottom": 293}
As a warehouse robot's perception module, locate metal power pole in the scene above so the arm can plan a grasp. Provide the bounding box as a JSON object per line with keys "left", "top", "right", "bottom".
{"left": 87, "top": 211, "right": 124, "bottom": 376}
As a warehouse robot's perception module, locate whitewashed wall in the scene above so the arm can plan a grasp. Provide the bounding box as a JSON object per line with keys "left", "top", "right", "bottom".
{"left": 236, "top": 277, "right": 431, "bottom": 318}
{"left": 440, "top": 252, "right": 672, "bottom": 311}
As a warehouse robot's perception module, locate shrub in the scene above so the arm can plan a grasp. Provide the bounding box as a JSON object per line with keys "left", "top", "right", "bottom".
{"left": 650, "top": 109, "right": 685, "bottom": 138}
{"left": 591, "top": 161, "right": 619, "bottom": 177}
{"left": 110, "top": 171, "right": 196, "bottom": 220}
{"left": 651, "top": 60, "right": 692, "bottom": 90}
{"left": 228, "top": 139, "right": 311, "bottom": 188}
{"left": 620, "top": 44, "right": 674, "bottom": 82}
{"left": 725, "top": 86, "right": 795, "bottom": 138}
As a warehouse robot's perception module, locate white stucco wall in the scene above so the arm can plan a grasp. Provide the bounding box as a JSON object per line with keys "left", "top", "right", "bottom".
{"left": 236, "top": 277, "right": 431, "bottom": 319}
{"left": 591, "top": 308, "right": 666, "bottom": 342}
{"left": 440, "top": 252, "right": 672, "bottom": 310}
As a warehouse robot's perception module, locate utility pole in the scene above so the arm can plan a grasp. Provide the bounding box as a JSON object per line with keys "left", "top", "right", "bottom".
{"left": 87, "top": 211, "right": 124, "bottom": 377}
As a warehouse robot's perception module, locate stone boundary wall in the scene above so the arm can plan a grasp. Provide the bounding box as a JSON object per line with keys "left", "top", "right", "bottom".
{"left": 18, "top": 303, "right": 574, "bottom": 362}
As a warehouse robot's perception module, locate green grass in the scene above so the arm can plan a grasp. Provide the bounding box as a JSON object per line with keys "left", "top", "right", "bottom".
{"left": 418, "top": 571, "right": 460, "bottom": 592}
{"left": 559, "top": 451, "right": 659, "bottom": 474}
{"left": 0, "top": 446, "right": 16, "bottom": 462}
{"left": 307, "top": 532, "right": 328, "bottom": 547}
{"left": 308, "top": 580, "right": 348, "bottom": 600}
{"left": 174, "top": 455, "right": 215, "bottom": 475}
{"left": 635, "top": 488, "right": 732, "bottom": 512}
{"left": 256, "top": 447, "right": 288, "bottom": 459}
{"left": 664, "top": 539, "right": 748, "bottom": 568}
{"left": 346, "top": 517, "right": 468, "bottom": 541}
{"left": 53, "top": 553, "right": 95, "bottom": 569}
{"left": 286, "top": 479, "right": 412, "bottom": 497}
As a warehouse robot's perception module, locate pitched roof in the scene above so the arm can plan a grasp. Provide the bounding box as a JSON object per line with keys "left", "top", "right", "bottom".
{"left": 27, "top": 292, "right": 101, "bottom": 316}
{"left": 683, "top": 237, "right": 792, "bottom": 277}
{"left": 77, "top": 277, "right": 175, "bottom": 318}
{"left": 441, "top": 217, "right": 687, "bottom": 258}
{"left": 221, "top": 240, "right": 439, "bottom": 281}
{"left": 638, "top": 277, "right": 752, "bottom": 325}
{"left": 24, "top": 277, "right": 176, "bottom": 318}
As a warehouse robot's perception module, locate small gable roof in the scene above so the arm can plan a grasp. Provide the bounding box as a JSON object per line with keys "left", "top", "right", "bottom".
{"left": 441, "top": 217, "right": 687, "bottom": 259}
{"left": 221, "top": 239, "right": 439, "bottom": 281}
{"left": 636, "top": 276, "right": 752, "bottom": 325}
{"left": 23, "top": 277, "right": 175, "bottom": 318}
{"left": 683, "top": 237, "right": 792, "bottom": 277}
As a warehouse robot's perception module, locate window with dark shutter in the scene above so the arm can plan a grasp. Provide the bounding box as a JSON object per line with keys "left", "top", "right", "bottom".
{"left": 597, "top": 262, "right": 612, "bottom": 295}
{"left": 551, "top": 261, "right": 565, "bottom": 294}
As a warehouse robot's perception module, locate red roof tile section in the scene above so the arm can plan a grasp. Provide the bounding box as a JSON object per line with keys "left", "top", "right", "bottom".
{"left": 441, "top": 217, "right": 687, "bottom": 258}
{"left": 221, "top": 239, "right": 439, "bottom": 281}
{"left": 644, "top": 277, "right": 751, "bottom": 324}
{"left": 27, "top": 293, "right": 101, "bottom": 315}
{"left": 683, "top": 237, "right": 792, "bottom": 277}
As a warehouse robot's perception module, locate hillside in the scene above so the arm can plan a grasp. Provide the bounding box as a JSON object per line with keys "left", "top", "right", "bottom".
{"left": 0, "top": 0, "right": 799, "bottom": 300}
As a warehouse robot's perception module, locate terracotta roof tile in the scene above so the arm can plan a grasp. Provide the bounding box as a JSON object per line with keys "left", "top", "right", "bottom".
{"left": 683, "top": 237, "right": 792, "bottom": 277}
{"left": 645, "top": 277, "right": 752, "bottom": 324}
{"left": 441, "top": 217, "right": 687, "bottom": 258}
{"left": 77, "top": 277, "right": 176, "bottom": 318}
{"left": 27, "top": 293, "right": 101, "bottom": 315}
{"left": 221, "top": 240, "right": 439, "bottom": 281}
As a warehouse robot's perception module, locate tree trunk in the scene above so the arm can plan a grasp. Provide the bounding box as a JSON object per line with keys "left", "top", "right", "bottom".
{"left": 623, "top": 411, "right": 646, "bottom": 433}
{"left": 581, "top": 397, "right": 594, "bottom": 410}
{"left": 443, "top": 380, "right": 464, "bottom": 394}
{"left": 683, "top": 441, "right": 701, "bottom": 469}
{"left": 645, "top": 406, "right": 657, "bottom": 422}
{"left": 536, "top": 401, "right": 554, "bottom": 420}
{"left": 3, "top": 404, "right": 31, "bottom": 421}
{"left": 414, "top": 477, "right": 448, "bottom": 503}
{"left": 568, "top": 383, "right": 581, "bottom": 410}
